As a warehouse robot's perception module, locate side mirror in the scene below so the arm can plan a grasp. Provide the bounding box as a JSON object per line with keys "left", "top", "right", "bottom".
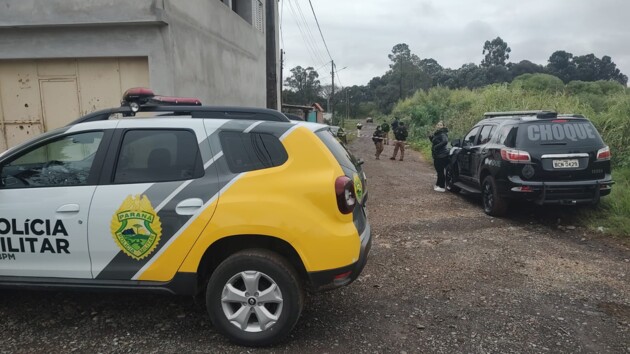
{"left": 451, "top": 139, "right": 461, "bottom": 148}
{"left": 357, "top": 159, "right": 365, "bottom": 166}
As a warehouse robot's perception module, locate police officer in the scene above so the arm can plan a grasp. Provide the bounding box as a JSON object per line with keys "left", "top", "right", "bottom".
{"left": 390, "top": 122, "right": 408, "bottom": 161}
{"left": 372, "top": 126, "right": 385, "bottom": 159}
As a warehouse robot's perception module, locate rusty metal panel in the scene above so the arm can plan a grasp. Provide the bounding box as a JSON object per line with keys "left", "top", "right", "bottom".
{"left": 37, "top": 59, "right": 78, "bottom": 77}
{"left": 0, "top": 60, "right": 43, "bottom": 123}
{"left": 119, "top": 57, "right": 150, "bottom": 94}
{"left": 77, "top": 58, "right": 122, "bottom": 115}
{"left": 40, "top": 79, "right": 80, "bottom": 131}
{"left": 5, "top": 122, "right": 43, "bottom": 147}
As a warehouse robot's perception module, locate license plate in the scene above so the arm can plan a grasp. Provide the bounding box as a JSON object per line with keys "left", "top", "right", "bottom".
{"left": 553, "top": 159, "right": 579, "bottom": 169}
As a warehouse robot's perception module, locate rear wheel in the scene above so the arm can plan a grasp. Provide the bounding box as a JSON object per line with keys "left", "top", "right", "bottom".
{"left": 445, "top": 165, "right": 460, "bottom": 193}
{"left": 206, "top": 249, "right": 304, "bottom": 346}
{"left": 482, "top": 176, "right": 508, "bottom": 216}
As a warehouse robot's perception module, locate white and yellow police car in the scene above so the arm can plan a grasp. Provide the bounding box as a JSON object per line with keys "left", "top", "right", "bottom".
{"left": 0, "top": 88, "right": 371, "bottom": 346}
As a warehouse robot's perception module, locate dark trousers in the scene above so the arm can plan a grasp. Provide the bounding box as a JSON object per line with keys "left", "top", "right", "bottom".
{"left": 434, "top": 157, "right": 449, "bottom": 188}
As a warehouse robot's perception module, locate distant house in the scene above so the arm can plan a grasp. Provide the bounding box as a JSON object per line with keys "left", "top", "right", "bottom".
{"left": 0, "top": 0, "right": 280, "bottom": 150}
{"left": 281, "top": 102, "right": 326, "bottom": 124}
{"left": 307, "top": 103, "right": 325, "bottom": 123}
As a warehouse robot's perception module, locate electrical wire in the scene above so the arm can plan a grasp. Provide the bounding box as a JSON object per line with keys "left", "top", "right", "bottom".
{"left": 307, "top": 0, "right": 333, "bottom": 62}
{"left": 286, "top": 0, "right": 327, "bottom": 68}
{"left": 293, "top": 0, "right": 328, "bottom": 67}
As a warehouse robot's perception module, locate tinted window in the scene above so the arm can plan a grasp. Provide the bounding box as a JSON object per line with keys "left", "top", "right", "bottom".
{"left": 316, "top": 130, "right": 356, "bottom": 170}
{"left": 463, "top": 127, "right": 480, "bottom": 146}
{"left": 114, "top": 130, "right": 204, "bottom": 183}
{"left": 1, "top": 131, "right": 103, "bottom": 189}
{"left": 478, "top": 125, "right": 496, "bottom": 145}
{"left": 517, "top": 121, "right": 604, "bottom": 148}
{"left": 220, "top": 131, "right": 288, "bottom": 173}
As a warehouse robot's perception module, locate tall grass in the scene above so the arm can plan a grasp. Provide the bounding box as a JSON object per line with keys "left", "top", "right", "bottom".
{"left": 393, "top": 80, "right": 630, "bottom": 236}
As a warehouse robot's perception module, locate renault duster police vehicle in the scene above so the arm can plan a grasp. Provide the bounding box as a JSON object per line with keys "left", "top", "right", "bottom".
{"left": 446, "top": 110, "right": 613, "bottom": 216}
{"left": 0, "top": 88, "right": 371, "bottom": 346}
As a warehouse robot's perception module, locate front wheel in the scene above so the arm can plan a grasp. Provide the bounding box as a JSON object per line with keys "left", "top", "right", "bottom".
{"left": 445, "top": 165, "right": 460, "bottom": 193}
{"left": 482, "top": 176, "right": 508, "bottom": 216}
{"left": 206, "top": 249, "right": 304, "bottom": 346}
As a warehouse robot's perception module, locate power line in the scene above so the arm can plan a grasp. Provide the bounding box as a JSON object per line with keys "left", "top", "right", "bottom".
{"left": 293, "top": 0, "right": 328, "bottom": 67}
{"left": 286, "top": 0, "right": 327, "bottom": 68}
{"left": 307, "top": 0, "right": 333, "bottom": 62}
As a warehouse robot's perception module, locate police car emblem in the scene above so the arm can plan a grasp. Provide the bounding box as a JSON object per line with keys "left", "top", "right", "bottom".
{"left": 110, "top": 195, "right": 162, "bottom": 260}
{"left": 353, "top": 173, "right": 363, "bottom": 202}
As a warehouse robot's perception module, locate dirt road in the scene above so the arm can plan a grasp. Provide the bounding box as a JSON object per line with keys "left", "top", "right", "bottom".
{"left": 1, "top": 123, "right": 629, "bottom": 353}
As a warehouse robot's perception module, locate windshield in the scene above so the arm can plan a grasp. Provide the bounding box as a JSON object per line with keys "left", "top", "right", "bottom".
{"left": 516, "top": 120, "right": 604, "bottom": 148}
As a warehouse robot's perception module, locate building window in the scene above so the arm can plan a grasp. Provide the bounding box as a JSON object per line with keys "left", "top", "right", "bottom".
{"left": 255, "top": 0, "right": 264, "bottom": 32}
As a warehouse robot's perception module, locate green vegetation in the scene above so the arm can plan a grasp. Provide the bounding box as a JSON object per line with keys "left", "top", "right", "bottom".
{"left": 391, "top": 74, "right": 630, "bottom": 236}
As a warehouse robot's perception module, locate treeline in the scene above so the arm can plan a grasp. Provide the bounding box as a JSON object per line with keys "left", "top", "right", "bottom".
{"left": 282, "top": 37, "right": 628, "bottom": 120}
{"left": 392, "top": 75, "right": 630, "bottom": 168}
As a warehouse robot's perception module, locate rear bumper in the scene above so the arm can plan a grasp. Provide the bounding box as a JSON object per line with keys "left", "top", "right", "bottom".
{"left": 505, "top": 175, "right": 614, "bottom": 205}
{"left": 307, "top": 221, "right": 372, "bottom": 292}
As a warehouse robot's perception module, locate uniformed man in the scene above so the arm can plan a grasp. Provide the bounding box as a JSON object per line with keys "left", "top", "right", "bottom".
{"left": 372, "top": 126, "right": 386, "bottom": 159}
{"left": 390, "top": 122, "right": 408, "bottom": 161}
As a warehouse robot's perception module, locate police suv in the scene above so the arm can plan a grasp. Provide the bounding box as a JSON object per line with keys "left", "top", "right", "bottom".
{"left": 446, "top": 111, "right": 613, "bottom": 216}
{"left": 0, "top": 88, "right": 371, "bottom": 346}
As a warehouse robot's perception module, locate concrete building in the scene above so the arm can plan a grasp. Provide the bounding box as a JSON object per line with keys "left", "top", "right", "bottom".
{"left": 0, "top": 0, "right": 279, "bottom": 150}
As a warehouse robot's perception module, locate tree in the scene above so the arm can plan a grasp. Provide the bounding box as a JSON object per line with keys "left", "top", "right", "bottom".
{"left": 546, "top": 50, "right": 576, "bottom": 83}
{"left": 508, "top": 60, "right": 544, "bottom": 79}
{"left": 283, "top": 66, "right": 322, "bottom": 104}
{"left": 481, "top": 37, "right": 511, "bottom": 67}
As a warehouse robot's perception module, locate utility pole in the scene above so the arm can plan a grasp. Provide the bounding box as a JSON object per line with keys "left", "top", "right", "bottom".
{"left": 331, "top": 60, "right": 335, "bottom": 125}
{"left": 265, "top": 0, "right": 278, "bottom": 109}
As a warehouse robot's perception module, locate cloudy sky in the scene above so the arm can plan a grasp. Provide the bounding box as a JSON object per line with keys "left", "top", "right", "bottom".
{"left": 280, "top": 0, "right": 630, "bottom": 87}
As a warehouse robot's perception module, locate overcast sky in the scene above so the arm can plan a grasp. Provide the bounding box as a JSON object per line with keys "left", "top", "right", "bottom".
{"left": 280, "top": 0, "right": 630, "bottom": 87}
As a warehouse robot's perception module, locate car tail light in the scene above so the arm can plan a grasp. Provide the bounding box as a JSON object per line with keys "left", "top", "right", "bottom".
{"left": 335, "top": 176, "right": 356, "bottom": 214}
{"left": 501, "top": 148, "right": 531, "bottom": 163}
{"left": 551, "top": 119, "right": 568, "bottom": 123}
{"left": 596, "top": 146, "right": 611, "bottom": 161}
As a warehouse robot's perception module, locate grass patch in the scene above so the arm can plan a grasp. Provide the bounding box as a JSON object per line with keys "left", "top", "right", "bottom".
{"left": 584, "top": 167, "right": 630, "bottom": 237}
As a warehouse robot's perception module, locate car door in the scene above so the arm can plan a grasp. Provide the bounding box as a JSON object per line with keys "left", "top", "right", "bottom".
{"left": 0, "top": 130, "right": 109, "bottom": 278}
{"left": 470, "top": 125, "right": 497, "bottom": 183}
{"left": 458, "top": 126, "right": 480, "bottom": 181}
{"left": 88, "top": 119, "right": 220, "bottom": 282}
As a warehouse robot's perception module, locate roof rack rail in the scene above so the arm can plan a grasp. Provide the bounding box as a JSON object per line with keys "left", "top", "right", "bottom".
{"left": 557, "top": 113, "right": 586, "bottom": 118}
{"left": 484, "top": 110, "right": 557, "bottom": 119}
{"left": 67, "top": 87, "right": 290, "bottom": 126}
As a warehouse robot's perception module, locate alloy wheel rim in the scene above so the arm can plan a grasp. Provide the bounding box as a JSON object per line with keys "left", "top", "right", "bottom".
{"left": 221, "top": 271, "right": 284, "bottom": 333}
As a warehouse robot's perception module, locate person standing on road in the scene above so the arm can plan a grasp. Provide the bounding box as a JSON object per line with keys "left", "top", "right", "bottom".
{"left": 430, "top": 121, "right": 450, "bottom": 192}
{"left": 391, "top": 117, "right": 400, "bottom": 132}
{"left": 390, "top": 121, "right": 408, "bottom": 161}
{"left": 372, "top": 125, "right": 386, "bottom": 159}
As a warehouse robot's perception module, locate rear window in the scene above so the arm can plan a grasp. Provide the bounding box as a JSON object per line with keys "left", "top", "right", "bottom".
{"left": 220, "top": 131, "right": 288, "bottom": 173}
{"left": 315, "top": 130, "right": 356, "bottom": 170}
{"left": 517, "top": 120, "right": 603, "bottom": 147}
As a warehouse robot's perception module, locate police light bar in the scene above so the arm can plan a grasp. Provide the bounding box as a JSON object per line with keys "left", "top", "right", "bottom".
{"left": 121, "top": 87, "right": 202, "bottom": 112}
{"left": 151, "top": 95, "right": 202, "bottom": 106}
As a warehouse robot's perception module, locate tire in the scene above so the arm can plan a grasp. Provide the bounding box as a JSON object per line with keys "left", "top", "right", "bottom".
{"left": 206, "top": 249, "right": 304, "bottom": 347}
{"left": 481, "top": 176, "right": 508, "bottom": 216}
{"left": 445, "top": 164, "right": 460, "bottom": 193}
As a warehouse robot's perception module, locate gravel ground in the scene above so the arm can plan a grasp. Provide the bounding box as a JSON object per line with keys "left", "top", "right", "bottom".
{"left": 2, "top": 122, "right": 629, "bottom": 353}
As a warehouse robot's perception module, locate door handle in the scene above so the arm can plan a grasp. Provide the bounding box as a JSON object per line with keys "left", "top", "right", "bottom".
{"left": 56, "top": 204, "right": 80, "bottom": 218}
{"left": 175, "top": 198, "right": 204, "bottom": 216}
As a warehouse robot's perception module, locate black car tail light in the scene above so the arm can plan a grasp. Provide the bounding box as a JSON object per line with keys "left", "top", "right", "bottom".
{"left": 596, "top": 146, "right": 611, "bottom": 161}
{"left": 501, "top": 148, "right": 531, "bottom": 163}
{"left": 335, "top": 176, "right": 356, "bottom": 214}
